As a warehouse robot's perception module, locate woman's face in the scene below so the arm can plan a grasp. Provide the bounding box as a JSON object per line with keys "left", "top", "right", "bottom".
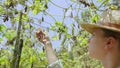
{"left": 88, "top": 28, "right": 107, "bottom": 60}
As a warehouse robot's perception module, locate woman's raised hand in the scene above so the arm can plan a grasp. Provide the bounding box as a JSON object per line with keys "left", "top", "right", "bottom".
{"left": 36, "top": 28, "right": 51, "bottom": 45}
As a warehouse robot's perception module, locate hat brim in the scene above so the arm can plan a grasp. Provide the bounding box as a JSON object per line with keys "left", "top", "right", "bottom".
{"left": 80, "top": 23, "right": 120, "bottom": 34}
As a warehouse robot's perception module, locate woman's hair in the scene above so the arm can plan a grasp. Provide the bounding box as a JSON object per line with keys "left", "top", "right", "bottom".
{"left": 101, "top": 28, "right": 120, "bottom": 49}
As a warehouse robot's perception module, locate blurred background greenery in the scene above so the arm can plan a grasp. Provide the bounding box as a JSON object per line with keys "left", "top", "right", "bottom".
{"left": 0, "top": 0, "right": 119, "bottom": 68}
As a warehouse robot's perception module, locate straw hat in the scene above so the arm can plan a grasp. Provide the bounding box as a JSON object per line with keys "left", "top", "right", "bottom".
{"left": 81, "top": 10, "right": 120, "bottom": 34}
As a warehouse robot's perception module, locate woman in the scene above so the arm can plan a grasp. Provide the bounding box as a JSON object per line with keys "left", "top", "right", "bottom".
{"left": 36, "top": 10, "right": 120, "bottom": 68}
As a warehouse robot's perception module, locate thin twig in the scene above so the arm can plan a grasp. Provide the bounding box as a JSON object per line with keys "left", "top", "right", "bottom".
{"left": 49, "top": 0, "right": 66, "bottom": 9}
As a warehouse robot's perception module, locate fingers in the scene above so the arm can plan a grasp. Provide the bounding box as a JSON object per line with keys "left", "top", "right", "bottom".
{"left": 36, "top": 29, "right": 51, "bottom": 45}
{"left": 36, "top": 31, "right": 40, "bottom": 37}
{"left": 44, "top": 35, "right": 49, "bottom": 39}
{"left": 43, "top": 39, "right": 47, "bottom": 43}
{"left": 38, "top": 34, "right": 44, "bottom": 42}
{"left": 36, "top": 30, "right": 47, "bottom": 41}
{"left": 36, "top": 30, "right": 44, "bottom": 38}
{"left": 45, "top": 41, "right": 51, "bottom": 45}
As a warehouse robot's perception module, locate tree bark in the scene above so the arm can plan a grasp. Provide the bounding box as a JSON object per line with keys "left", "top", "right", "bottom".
{"left": 11, "top": 11, "right": 23, "bottom": 68}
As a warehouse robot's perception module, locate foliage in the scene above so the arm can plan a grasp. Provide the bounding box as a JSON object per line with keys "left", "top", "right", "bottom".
{"left": 0, "top": 0, "right": 113, "bottom": 68}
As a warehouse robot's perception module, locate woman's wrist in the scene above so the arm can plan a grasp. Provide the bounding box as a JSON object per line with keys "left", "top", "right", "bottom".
{"left": 44, "top": 41, "right": 52, "bottom": 46}
{"left": 44, "top": 42, "right": 53, "bottom": 50}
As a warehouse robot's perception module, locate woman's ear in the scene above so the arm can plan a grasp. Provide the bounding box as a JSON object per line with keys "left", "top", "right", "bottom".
{"left": 104, "top": 37, "right": 117, "bottom": 50}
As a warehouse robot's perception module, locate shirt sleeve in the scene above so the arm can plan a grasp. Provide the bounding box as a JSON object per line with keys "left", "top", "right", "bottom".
{"left": 47, "top": 60, "right": 64, "bottom": 68}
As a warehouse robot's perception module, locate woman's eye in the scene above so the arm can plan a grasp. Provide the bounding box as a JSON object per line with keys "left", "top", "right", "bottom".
{"left": 90, "top": 34, "right": 94, "bottom": 38}
{"left": 90, "top": 34, "right": 95, "bottom": 39}
{"left": 92, "top": 33, "right": 95, "bottom": 36}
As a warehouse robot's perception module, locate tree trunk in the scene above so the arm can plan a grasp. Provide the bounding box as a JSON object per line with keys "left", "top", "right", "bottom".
{"left": 11, "top": 12, "right": 23, "bottom": 68}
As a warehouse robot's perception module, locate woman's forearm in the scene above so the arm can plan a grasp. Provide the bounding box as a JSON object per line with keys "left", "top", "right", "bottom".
{"left": 36, "top": 29, "right": 58, "bottom": 65}
{"left": 44, "top": 43, "right": 58, "bottom": 65}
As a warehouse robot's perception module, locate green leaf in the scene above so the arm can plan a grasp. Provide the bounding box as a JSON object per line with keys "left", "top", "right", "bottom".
{"left": 66, "top": 34, "right": 71, "bottom": 39}
{"left": 32, "top": 0, "right": 46, "bottom": 15}
{"left": 35, "top": 0, "right": 40, "bottom": 4}
{"left": 0, "top": 6, "right": 4, "bottom": 14}
{"left": 22, "top": 14, "right": 29, "bottom": 22}
{"left": 0, "top": 24, "right": 6, "bottom": 32}
{"left": 30, "top": 57, "right": 32, "bottom": 64}
{"left": 55, "top": 21, "right": 63, "bottom": 26}
{"left": 110, "top": 5, "right": 118, "bottom": 10}
{"left": 46, "top": 0, "right": 48, "bottom": 4}
{"left": 33, "top": 7, "right": 40, "bottom": 15}
{"left": 24, "top": 24, "right": 30, "bottom": 29}
{"left": 14, "top": 17, "right": 19, "bottom": 22}
{"left": 3, "top": 30, "right": 16, "bottom": 40}
{"left": 52, "top": 35, "right": 59, "bottom": 41}
{"left": 32, "top": 55, "right": 36, "bottom": 61}
{"left": 50, "top": 26, "right": 56, "bottom": 31}
{"left": 0, "top": 38, "right": 3, "bottom": 42}
{"left": 91, "top": 14, "right": 100, "bottom": 23}
{"left": 97, "top": 0, "right": 102, "bottom": 2}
